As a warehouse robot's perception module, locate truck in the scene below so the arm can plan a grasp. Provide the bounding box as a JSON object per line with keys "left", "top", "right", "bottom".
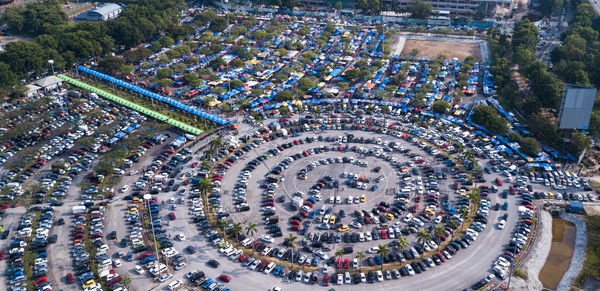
{"left": 72, "top": 206, "right": 87, "bottom": 215}
{"left": 291, "top": 197, "right": 303, "bottom": 210}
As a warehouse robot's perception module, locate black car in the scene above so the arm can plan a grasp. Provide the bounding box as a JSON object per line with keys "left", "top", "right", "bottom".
{"left": 207, "top": 259, "right": 219, "bottom": 268}
{"left": 186, "top": 246, "right": 196, "bottom": 254}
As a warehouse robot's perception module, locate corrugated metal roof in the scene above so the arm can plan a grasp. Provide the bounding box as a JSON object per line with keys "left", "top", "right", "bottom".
{"left": 90, "top": 3, "right": 121, "bottom": 16}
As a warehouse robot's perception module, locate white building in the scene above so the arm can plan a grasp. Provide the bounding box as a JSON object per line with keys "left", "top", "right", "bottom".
{"left": 78, "top": 3, "right": 122, "bottom": 22}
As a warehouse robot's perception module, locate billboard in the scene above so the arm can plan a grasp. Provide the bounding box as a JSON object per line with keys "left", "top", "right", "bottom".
{"left": 558, "top": 84, "right": 597, "bottom": 130}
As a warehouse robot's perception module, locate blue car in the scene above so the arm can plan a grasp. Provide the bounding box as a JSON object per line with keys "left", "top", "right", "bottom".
{"left": 374, "top": 255, "right": 382, "bottom": 265}
{"left": 272, "top": 265, "right": 282, "bottom": 276}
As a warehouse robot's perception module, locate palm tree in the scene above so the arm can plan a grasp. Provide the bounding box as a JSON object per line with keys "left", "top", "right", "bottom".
{"left": 198, "top": 179, "right": 212, "bottom": 196}
{"left": 245, "top": 222, "right": 258, "bottom": 237}
{"left": 395, "top": 237, "right": 409, "bottom": 252}
{"left": 285, "top": 233, "right": 298, "bottom": 268}
{"left": 448, "top": 220, "right": 459, "bottom": 239}
{"left": 231, "top": 222, "right": 242, "bottom": 245}
{"left": 433, "top": 224, "right": 445, "bottom": 239}
{"left": 458, "top": 207, "right": 469, "bottom": 230}
{"left": 201, "top": 160, "right": 211, "bottom": 170}
{"left": 355, "top": 251, "right": 366, "bottom": 271}
{"left": 469, "top": 190, "right": 481, "bottom": 207}
{"left": 417, "top": 229, "right": 432, "bottom": 251}
{"left": 376, "top": 244, "right": 390, "bottom": 270}
{"left": 216, "top": 219, "right": 228, "bottom": 231}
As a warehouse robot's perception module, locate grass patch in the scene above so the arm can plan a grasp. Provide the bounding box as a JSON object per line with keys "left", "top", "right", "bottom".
{"left": 552, "top": 218, "right": 574, "bottom": 242}
{"left": 590, "top": 182, "right": 600, "bottom": 193}
{"left": 575, "top": 216, "right": 600, "bottom": 287}
{"left": 514, "top": 268, "right": 529, "bottom": 280}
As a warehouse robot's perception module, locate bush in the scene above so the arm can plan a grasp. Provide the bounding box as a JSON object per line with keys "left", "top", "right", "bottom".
{"left": 514, "top": 268, "right": 528, "bottom": 280}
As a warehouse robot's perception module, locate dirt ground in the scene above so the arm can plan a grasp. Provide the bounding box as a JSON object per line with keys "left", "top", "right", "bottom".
{"left": 539, "top": 218, "right": 576, "bottom": 290}
{"left": 401, "top": 39, "right": 481, "bottom": 61}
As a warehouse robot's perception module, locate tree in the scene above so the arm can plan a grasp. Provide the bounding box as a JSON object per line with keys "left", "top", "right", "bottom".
{"left": 246, "top": 222, "right": 258, "bottom": 237}
{"left": 98, "top": 56, "right": 124, "bottom": 74}
{"left": 408, "top": 0, "right": 433, "bottom": 19}
{"left": 335, "top": 1, "right": 343, "bottom": 11}
{"left": 209, "top": 16, "right": 228, "bottom": 33}
{"left": 471, "top": 106, "right": 508, "bottom": 135}
{"left": 183, "top": 72, "right": 201, "bottom": 87}
{"left": 432, "top": 100, "right": 451, "bottom": 114}
{"left": 506, "top": 131, "right": 522, "bottom": 143}
{"left": 395, "top": 237, "right": 409, "bottom": 252}
{"left": 230, "top": 59, "right": 244, "bottom": 68}
{"left": 376, "top": 244, "right": 390, "bottom": 269}
{"left": 231, "top": 223, "right": 242, "bottom": 245}
{"left": 285, "top": 233, "right": 298, "bottom": 268}
{"left": 298, "top": 78, "right": 316, "bottom": 92}
{"left": 569, "top": 132, "right": 591, "bottom": 156}
{"left": 410, "top": 48, "right": 420, "bottom": 57}
{"left": 280, "top": 105, "right": 291, "bottom": 117}
{"left": 157, "top": 78, "right": 172, "bottom": 88}
{"left": 417, "top": 229, "right": 432, "bottom": 248}
{"left": 358, "top": 70, "right": 372, "bottom": 80}
{"left": 275, "top": 90, "right": 293, "bottom": 101}
{"left": 458, "top": 208, "right": 469, "bottom": 230}
{"left": 344, "top": 69, "right": 359, "bottom": 81}
{"left": 355, "top": 251, "right": 365, "bottom": 270}
{"left": 198, "top": 179, "right": 212, "bottom": 196}
{"left": 519, "top": 137, "right": 540, "bottom": 157}
{"left": 433, "top": 225, "right": 445, "bottom": 241}
{"left": 157, "top": 68, "right": 174, "bottom": 79}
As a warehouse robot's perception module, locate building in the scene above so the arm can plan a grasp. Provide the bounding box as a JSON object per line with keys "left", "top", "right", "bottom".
{"left": 78, "top": 3, "right": 122, "bottom": 22}
{"left": 296, "top": 0, "right": 516, "bottom": 16}
{"left": 33, "top": 76, "right": 63, "bottom": 91}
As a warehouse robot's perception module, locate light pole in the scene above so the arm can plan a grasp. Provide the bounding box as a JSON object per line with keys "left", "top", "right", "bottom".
{"left": 48, "top": 60, "right": 55, "bottom": 75}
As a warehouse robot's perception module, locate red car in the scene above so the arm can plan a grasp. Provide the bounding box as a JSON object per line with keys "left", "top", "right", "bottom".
{"left": 380, "top": 230, "right": 388, "bottom": 239}
{"left": 169, "top": 212, "right": 176, "bottom": 220}
{"left": 495, "top": 178, "right": 503, "bottom": 186}
{"left": 0, "top": 250, "right": 5, "bottom": 260}
{"left": 66, "top": 273, "right": 75, "bottom": 284}
{"left": 218, "top": 275, "right": 231, "bottom": 282}
{"left": 290, "top": 225, "right": 300, "bottom": 231}
{"left": 323, "top": 274, "right": 330, "bottom": 286}
{"left": 0, "top": 204, "right": 9, "bottom": 210}
{"left": 35, "top": 277, "right": 47, "bottom": 286}
{"left": 343, "top": 259, "right": 350, "bottom": 269}
{"left": 289, "top": 219, "right": 301, "bottom": 225}
{"left": 336, "top": 259, "right": 343, "bottom": 269}
{"left": 191, "top": 162, "right": 199, "bottom": 168}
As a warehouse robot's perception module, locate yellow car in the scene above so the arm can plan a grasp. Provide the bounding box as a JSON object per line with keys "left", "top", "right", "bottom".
{"left": 127, "top": 208, "right": 138, "bottom": 214}
{"left": 83, "top": 279, "right": 96, "bottom": 289}
{"left": 424, "top": 208, "right": 435, "bottom": 216}
{"left": 329, "top": 215, "right": 336, "bottom": 225}
{"left": 338, "top": 225, "right": 349, "bottom": 232}
{"left": 133, "top": 197, "right": 143, "bottom": 203}
{"left": 0, "top": 225, "right": 4, "bottom": 232}
{"left": 360, "top": 194, "right": 366, "bottom": 203}
{"left": 384, "top": 213, "right": 395, "bottom": 220}
{"left": 299, "top": 174, "right": 307, "bottom": 180}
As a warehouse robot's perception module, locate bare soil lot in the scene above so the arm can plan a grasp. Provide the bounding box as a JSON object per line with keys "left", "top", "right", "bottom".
{"left": 401, "top": 39, "right": 481, "bottom": 61}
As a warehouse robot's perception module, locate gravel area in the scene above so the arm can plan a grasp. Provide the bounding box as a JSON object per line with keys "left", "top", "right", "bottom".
{"left": 519, "top": 210, "right": 553, "bottom": 290}
{"left": 557, "top": 213, "right": 587, "bottom": 291}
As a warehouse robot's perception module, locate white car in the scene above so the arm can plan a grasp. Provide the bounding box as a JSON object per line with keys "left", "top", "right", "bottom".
{"left": 134, "top": 265, "right": 145, "bottom": 275}
{"left": 497, "top": 220, "right": 506, "bottom": 230}
{"left": 175, "top": 233, "right": 186, "bottom": 241}
{"left": 113, "top": 259, "right": 122, "bottom": 268}
{"left": 262, "top": 235, "right": 274, "bottom": 243}
{"left": 350, "top": 221, "right": 362, "bottom": 229}
{"left": 168, "top": 279, "right": 182, "bottom": 290}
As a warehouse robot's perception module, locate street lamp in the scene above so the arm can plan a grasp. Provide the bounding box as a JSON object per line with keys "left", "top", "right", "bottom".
{"left": 48, "top": 60, "right": 55, "bottom": 75}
